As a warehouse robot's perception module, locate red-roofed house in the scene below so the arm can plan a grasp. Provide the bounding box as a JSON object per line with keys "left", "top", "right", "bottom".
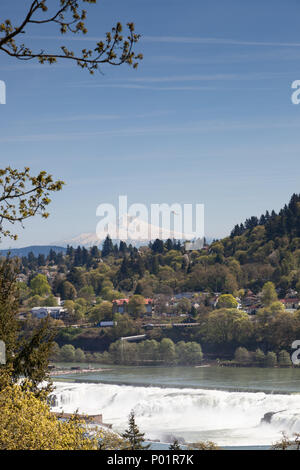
{"left": 112, "top": 298, "right": 154, "bottom": 315}
{"left": 112, "top": 298, "right": 129, "bottom": 314}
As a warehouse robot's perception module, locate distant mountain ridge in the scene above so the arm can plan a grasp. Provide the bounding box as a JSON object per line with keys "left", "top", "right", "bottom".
{"left": 0, "top": 245, "right": 67, "bottom": 258}
{"left": 55, "top": 213, "right": 197, "bottom": 248}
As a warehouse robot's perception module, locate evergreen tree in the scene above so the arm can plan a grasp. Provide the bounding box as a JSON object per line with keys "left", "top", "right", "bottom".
{"left": 81, "top": 247, "right": 90, "bottom": 266}
{"left": 135, "top": 255, "right": 145, "bottom": 277}
{"left": 118, "top": 256, "right": 131, "bottom": 281}
{"left": 151, "top": 255, "right": 159, "bottom": 275}
{"left": 169, "top": 439, "right": 182, "bottom": 450}
{"left": 230, "top": 224, "right": 241, "bottom": 238}
{"left": 134, "top": 281, "right": 143, "bottom": 295}
{"left": 56, "top": 252, "right": 64, "bottom": 266}
{"left": 37, "top": 254, "right": 46, "bottom": 267}
{"left": 90, "top": 246, "right": 100, "bottom": 259}
{"left": 122, "top": 411, "right": 150, "bottom": 450}
{"left": 49, "top": 249, "right": 58, "bottom": 264}
{"left": 102, "top": 235, "right": 114, "bottom": 257}
{"left": 190, "top": 305, "right": 198, "bottom": 319}
{"left": 27, "top": 252, "right": 37, "bottom": 270}
{"left": 119, "top": 241, "right": 127, "bottom": 254}
{"left": 74, "top": 246, "right": 82, "bottom": 266}
{"left": 165, "top": 239, "right": 174, "bottom": 251}
{"left": 152, "top": 239, "right": 164, "bottom": 254}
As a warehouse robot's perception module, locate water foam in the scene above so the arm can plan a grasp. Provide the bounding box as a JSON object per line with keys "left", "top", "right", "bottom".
{"left": 52, "top": 381, "right": 300, "bottom": 446}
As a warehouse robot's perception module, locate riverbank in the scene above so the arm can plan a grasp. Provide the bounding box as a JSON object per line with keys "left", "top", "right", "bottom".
{"left": 50, "top": 366, "right": 113, "bottom": 376}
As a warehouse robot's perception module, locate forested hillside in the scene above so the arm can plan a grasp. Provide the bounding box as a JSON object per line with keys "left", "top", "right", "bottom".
{"left": 14, "top": 194, "right": 300, "bottom": 302}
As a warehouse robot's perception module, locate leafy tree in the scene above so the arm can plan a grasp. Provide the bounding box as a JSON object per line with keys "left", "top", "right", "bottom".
{"left": 30, "top": 274, "right": 51, "bottom": 296}
{"left": 64, "top": 300, "right": 75, "bottom": 316}
{"left": 0, "top": 1, "right": 142, "bottom": 73}
{"left": 89, "top": 301, "right": 113, "bottom": 323}
{"left": 67, "top": 267, "right": 86, "bottom": 291}
{"left": 176, "top": 297, "right": 192, "bottom": 315}
{"left": 112, "top": 314, "right": 136, "bottom": 339}
{"left": 202, "top": 309, "right": 253, "bottom": 348}
{"left": 61, "top": 281, "right": 77, "bottom": 300}
{"left": 0, "top": 260, "right": 18, "bottom": 369}
{"left": 217, "top": 294, "right": 238, "bottom": 309}
{"left": 122, "top": 411, "right": 150, "bottom": 450}
{"left": 0, "top": 167, "right": 63, "bottom": 240}
{"left": 109, "top": 340, "right": 138, "bottom": 365}
{"left": 17, "top": 281, "right": 30, "bottom": 303}
{"left": 42, "top": 294, "right": 58, "bottom": 307}
{"left": 101, "top": 287, "right": 123, "bottom": 302}
{"left": 256, "top": 308, "right": 295, "bottom": 352}
{"left": 97, "top": 429, "right": 129, "bottom": 450}
{"left": 78, "top": 285, "right": 95, "bottom": 302}
{"left": 50, "top": 342, "right": 61, "bottom": 361}
{"left": 261, "top": 282, "right": 278, "bottom": 307}
{"left": 28, "top": 294, "right": 44, "bottom": 308}
{"left": 138, "top": 339, "right": 159, "bottom": 362}
{"left": 128, "top": 295, "right": 146, "bottom": 319}
{"left": 176, "top": 341, "right": 203, "bottom": 365}
{"left": 159, "top": 338, "right": 176, "bottom": 364}
{"left": 0, "top": 382, "right": 102, "bottom": 450}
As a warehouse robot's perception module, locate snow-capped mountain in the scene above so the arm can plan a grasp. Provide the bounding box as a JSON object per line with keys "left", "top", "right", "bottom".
{"left": 54, "top": 213, "right": 197, "bottom": 248}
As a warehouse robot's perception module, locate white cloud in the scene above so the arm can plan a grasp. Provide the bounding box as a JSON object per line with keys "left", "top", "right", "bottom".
{"left": 142, "top": 36, "right": 300, "bottom": 47}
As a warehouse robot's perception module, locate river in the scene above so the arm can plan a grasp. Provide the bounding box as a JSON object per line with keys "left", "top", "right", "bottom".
{"left": 51, "top": 364, "right": 300, "bottom": 448}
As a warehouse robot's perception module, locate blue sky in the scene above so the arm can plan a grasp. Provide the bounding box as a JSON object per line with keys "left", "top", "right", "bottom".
{"left": 2, "top": 0, "right": 300, "bottom": 248}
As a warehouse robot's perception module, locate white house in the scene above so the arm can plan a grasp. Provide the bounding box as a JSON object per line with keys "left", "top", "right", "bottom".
{"left": 30, "top": 306, "right": 65, "bottom": 319}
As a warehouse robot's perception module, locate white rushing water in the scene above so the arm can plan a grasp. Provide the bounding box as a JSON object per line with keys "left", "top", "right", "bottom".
{"left": 52, "top": 381, "right": 300, "bottom": 446}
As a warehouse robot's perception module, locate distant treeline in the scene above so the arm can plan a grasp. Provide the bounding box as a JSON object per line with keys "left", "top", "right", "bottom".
{"left": 230, "top": 193, "right": 300, "bottom": 240}
{"left": 52, "top": 338, "right": 203, "bottom": 366}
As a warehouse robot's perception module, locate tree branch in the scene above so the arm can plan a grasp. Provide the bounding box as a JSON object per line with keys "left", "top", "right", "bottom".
{"left": 0, "top": 1, "right": 142, "bottom": 73}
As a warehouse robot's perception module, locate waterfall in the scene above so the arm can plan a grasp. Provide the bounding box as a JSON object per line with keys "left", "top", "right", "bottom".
{"left": 51, "top": 381, "right": 300, "bottom": 446}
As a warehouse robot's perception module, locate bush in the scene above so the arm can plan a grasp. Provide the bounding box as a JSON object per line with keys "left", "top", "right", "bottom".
{"left": 176, "top": 341, "right": 203, "bottom": 365}
{"left": 234, "top": 347, "right": 250, "bottom": 363}
{"left": 278, "top": 350, "right": 292, "bottom": 366}
{"left": 254, "top": 348, "right": 265, "bottom": 364}
{"left": 74, "top": 348, "right": 85, "bottom": 362}
{"left": 265, "top": 351, "right": 277, "bottom": 367}
{"left": 60, "top": 344, "right": 76, "bottom": 362}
